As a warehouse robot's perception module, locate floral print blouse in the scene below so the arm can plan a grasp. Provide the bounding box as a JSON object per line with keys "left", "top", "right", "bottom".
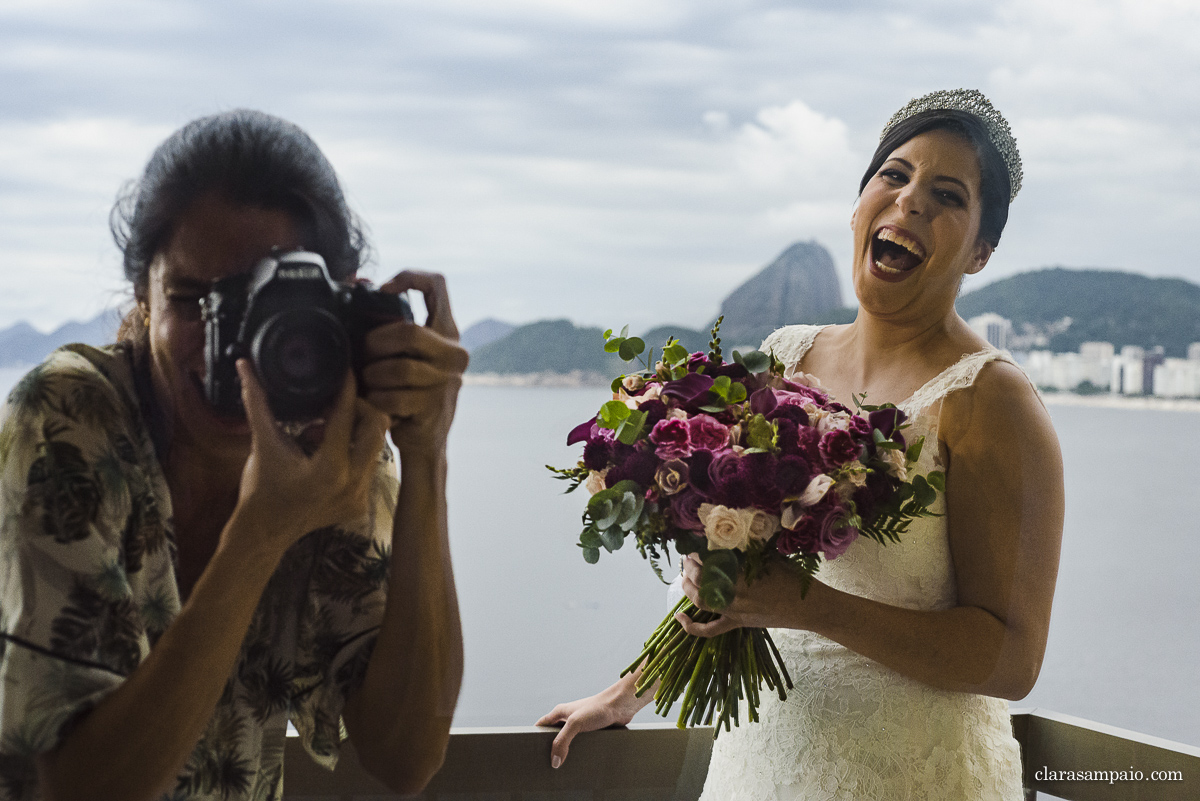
{"left": 0, "top": 343, "right": 398, "bottom": 801}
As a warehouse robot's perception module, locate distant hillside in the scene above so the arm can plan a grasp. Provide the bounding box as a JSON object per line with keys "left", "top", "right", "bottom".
{"left": 956, "top": 268, "right": 1200, "bottom": 356}
{"left": 715, "top": 241, "right": 843, "bottom": 347}
{"left": 461, "top": 318, "right": 516, "bottom": 352}
{"left": 468, "top": 320, "right": 630, "bottom": 376}
{"left": 0, "top": 309, "right": 123, "bottom": 367}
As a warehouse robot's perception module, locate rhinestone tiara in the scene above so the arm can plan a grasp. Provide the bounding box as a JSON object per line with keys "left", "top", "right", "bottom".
{"left": 880, "top": 88, "right": 1023, "bottom": 202}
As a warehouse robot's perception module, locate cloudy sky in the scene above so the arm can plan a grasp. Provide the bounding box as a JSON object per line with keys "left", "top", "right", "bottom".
{"left": 2, "top": 0, "right": 1198, "bottom": 335}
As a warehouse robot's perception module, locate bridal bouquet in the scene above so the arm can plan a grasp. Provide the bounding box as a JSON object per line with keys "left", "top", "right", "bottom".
{"left": 549, "top": 320, "right": 945, "bottom": 734}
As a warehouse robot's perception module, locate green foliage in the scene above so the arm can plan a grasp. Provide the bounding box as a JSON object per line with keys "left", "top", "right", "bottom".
{"left": 957, "top": 268, "right": 1200, "bottom": 357}
{"left": 698, "top": 549, "right": 740, "bottom": 611}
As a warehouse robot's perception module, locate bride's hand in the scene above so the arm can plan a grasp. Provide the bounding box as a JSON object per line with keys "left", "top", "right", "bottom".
{"left": 535, "top": 673, "right": 649, "bottom": 769}
{"left": 675, "top": 554, "right": 818, "bottom": 637}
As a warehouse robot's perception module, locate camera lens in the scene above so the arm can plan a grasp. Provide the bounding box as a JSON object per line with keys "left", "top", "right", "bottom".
{"left": 251, "top": 308, "right": 349, "bottom": 420}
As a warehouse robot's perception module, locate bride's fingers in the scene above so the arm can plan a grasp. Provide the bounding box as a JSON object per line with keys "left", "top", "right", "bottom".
{"left": 550, "top": 713, "right": 586, "bottom": 769}
{"left": 535, "top": 705, "right": 570, "bottom": 727}
{"left": 676, "top": 611, "right": 736, "bottom": 638}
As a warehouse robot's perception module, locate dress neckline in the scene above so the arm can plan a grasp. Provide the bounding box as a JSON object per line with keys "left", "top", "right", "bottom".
{"left": 793, "top": 324, "right": 1005, "bottom": 416}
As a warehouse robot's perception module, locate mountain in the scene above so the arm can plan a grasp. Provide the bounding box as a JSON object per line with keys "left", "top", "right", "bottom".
{"left": 955, "top": 268, "right": 1200, "bottom": 357}
{"left": 0, "top": 309, "right": 123, "bottom": 367}
{"left": 714, "top": 241, "right": 843, "bottom": 347}
{"left": 461, "top": 318, "right": 516, "bottom": 352}
{"left": 468, "top": 319, "right": 629, "bottom": 376}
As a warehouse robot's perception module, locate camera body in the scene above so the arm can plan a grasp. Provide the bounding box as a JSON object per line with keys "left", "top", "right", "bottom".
{"left": 201, "top": 250, "right": 414, "bottom": 422}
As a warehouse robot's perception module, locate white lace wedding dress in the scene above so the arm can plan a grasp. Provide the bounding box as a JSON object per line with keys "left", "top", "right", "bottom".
{"left": 697, "top": 325, "right": 1026, "bottom": 801}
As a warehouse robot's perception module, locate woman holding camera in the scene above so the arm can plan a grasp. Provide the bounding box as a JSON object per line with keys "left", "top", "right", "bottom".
{"left": 539, "top": 90, "right": 1064, "bottom": 800}
{"left": 0, "top": 110, "right": 466, "bottom": 801}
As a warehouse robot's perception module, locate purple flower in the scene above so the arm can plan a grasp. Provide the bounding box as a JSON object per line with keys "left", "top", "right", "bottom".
{"left": 606, "top": 446, "right": 658, "bottom": 488}
{"left": 775, "top": 496, "right": 858, "bottom": 560}
{"left": 649, "top": 418, "right": 691, "bottom": 460}
{"left": 669, "top": 489, "right": 705, "bottom": 530}
{"left": 656, "top": 459, "right": 690, "bottom": 495}
{"left": 661, "top": 372, "right": 715, "bottom": 407}
{"left": 583, "top": 438, "right": 615, "bottom": 470}
{"left": 686, "top": 352, "right": 711, "bottom": 371}
{"left": 708, "top": 449, "right": 752, "bottom": 508}
{"left": 868, "top": 407, "right": 906, "bottom": 439}
{"left": 848, "top": 415, "right": 872, "bottom": 438}
{"left": 687, "top": 414, "right": 730, "bottom": 451}
{"left": 749, "top": 387, "right": 778, "bottom": 416}
{"left": 766, "top": 402, "right": 810, "bottom": 428}
{"left": 819, "top": 429, "right": 860, "bottom": 467}
{"left": 795, "top": 425, "right": 822, "bottom": 465}
{"left": 773, "top": 454, "right": 813, "bottom": 498}
{"left": 686, "top": 449, "right": 716, "bottom": 497}
{"left": 567, "top": 418, "right": 597, "bottom": 446}
{"left": 639, "top": 399, "right": 668, "bottom": 431}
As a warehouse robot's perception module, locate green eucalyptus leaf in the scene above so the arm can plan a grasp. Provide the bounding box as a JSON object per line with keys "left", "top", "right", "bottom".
{"left": 873, "top": 428, "right": 888, "bottom": 445}
{"left": 912, "top": 475, "right": 936, "bottom": 508}
{"left": 675, "top": 532, "right": 706, "bottom": 556}
{"left": 594, "top": 499, "right": 620, "bottom": 530}
{"left": 927, "top": 471, "right": 946, "bottom": 492}
{"left": 598, "top": 400, "right": 631, "bottom": 429}
{"left": 727, "top": 382, "right": 747, "bottom": 404}
{"left": 620, "top": 324, "right": 629, "bottom": 338}
{"left": 600, "top": 526, "right": 624, "bottom": 552}
{"left": 732, "top": 350, "right": 744, "bottom": 365}
{"left": 697, "top": 401, "right": 727, "bottom": 413}
{"left": 580, "top": 528, "right": 603, "bottom": 548}
{"left": 581, "top": 546, "right": 600, "bottom": 564}
{"left": 739, "top": 350, "right": 771, "bottom": 374}
{"left": 604, "top": 328, "right": 613, "bottom": 339}
{"left": 906, "top": 436, "right": 925, "bottom": 465}
{"left": 663, "top": 342, "right": 689, "bottom": 364}
{"left": 604, "top": 337, "right": 625, "bottom": 354}
{"left": 615, "top": 409, "right": 647, "bottom": 445}
{"left": 711, "top": 375, "right": 732, "bottom": 399}
{"left": 611, "top": 375, "right": 626, "bottom": 393}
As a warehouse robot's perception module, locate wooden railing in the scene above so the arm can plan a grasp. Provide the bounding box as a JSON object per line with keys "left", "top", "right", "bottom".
{"left": 283, "top": 709, "right": 1199, "bottom": 800}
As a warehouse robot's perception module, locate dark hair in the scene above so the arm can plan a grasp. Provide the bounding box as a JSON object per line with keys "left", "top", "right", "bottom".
{"left": 858, "top": 110, "right": 1011, "bottom": 248}
{"left": 111, "top": 109, "right": 369, "bottom": 308}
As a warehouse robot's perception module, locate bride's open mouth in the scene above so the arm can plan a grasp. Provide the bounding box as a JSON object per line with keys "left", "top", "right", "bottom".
{"left": 870, "top": 227, "right": 926, "bottom": 276}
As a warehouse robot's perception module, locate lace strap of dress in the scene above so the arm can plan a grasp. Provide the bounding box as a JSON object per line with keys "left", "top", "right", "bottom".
{"left": 759, "top": 325, "right": 826, "bottom": 367}
{"left": 900, "top": 348, "right": 1027, "bottom": 418}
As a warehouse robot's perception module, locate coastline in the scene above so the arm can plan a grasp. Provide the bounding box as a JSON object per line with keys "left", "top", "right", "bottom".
{"left": 464, "top": 372, "right": 1200, "bottom": 413}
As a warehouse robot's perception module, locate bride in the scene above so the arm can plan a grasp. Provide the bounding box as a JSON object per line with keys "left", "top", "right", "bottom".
{"left": 538, "top": 89, "right": 1064, "bottom": 800}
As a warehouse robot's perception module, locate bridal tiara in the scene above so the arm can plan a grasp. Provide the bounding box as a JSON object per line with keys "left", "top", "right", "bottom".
{"left": 880, "top": 88, "right": 1023, "bottom": 202}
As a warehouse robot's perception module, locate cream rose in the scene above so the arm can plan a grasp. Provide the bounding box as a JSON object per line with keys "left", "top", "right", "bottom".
{"left": 880, "top": 447, "right": 909, "bottom": 482}
{"left": 748, "top": 510, "right": 781, "bottom": 542}
{"left": 585, "top": 469, "right": 609, "bottom": 495}
{"left": 698, "top": 503, "right": 754, "bottom": 551}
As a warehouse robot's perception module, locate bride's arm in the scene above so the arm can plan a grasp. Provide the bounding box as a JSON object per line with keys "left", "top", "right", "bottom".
{"left": 678, "top": 360, "right": 1065, "bottom": 701}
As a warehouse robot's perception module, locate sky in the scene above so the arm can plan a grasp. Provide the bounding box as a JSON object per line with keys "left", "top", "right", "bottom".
{"left": 1, "top": 0, "right": 1198, "bottom": 335}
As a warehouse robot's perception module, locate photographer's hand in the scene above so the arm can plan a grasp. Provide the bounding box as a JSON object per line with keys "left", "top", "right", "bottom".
{"left": 232, "top": 359, "right": 390, "bottom": 552}
{"left": 360, "top": 270, "right": 468, "bottom": 455}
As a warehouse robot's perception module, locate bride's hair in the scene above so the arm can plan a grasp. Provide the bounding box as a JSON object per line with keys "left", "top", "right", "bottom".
{"left": 858, "top": 110, "right": 1011, "bottom": 248}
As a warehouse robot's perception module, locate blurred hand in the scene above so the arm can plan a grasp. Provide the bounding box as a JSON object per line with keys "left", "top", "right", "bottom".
{"left": 231, "top": 359, "right": 390, "bottom": 555}
{"left": 360, "top": 270, "right": 468, "bottom": 455}
{"left": 535, "top": 675, "right": 648, "bottom": 769}
{"left": 675, "top": 554, "right": 816, "bottom": 637}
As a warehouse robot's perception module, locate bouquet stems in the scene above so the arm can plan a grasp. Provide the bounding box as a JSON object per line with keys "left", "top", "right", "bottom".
{"left": 622, "top": 597, "right": 793, "bottom": 735}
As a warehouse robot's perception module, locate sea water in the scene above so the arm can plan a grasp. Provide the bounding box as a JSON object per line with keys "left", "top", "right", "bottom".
{"left": 1, "top": 368, "right": 1196, "bottom": 746}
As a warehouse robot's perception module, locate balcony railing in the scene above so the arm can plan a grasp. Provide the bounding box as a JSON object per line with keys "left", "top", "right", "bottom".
{"left": 283, "top": 709, "right": 1199, "bottom": 800}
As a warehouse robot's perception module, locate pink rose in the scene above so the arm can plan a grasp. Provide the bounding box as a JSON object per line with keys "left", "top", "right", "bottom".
{"left": 649, "top": 418, "right": 691, "bottom": 460}
{"left": 819, "top": 429, "right": 860, "bottom": 467}
{"left": 687, "top": 414, "right": 730, "bottom": 451}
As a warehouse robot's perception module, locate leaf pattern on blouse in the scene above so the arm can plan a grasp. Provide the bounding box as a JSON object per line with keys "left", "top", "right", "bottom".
{"left": 0, "top": 343, "right": 398, "bottom": 801}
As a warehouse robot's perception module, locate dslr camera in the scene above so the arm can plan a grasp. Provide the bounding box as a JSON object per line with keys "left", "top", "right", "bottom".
{"left": 201, "top": 250, "right": 414, "bottom": 422}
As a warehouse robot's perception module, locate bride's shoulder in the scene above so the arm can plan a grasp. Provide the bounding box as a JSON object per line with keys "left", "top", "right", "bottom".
{"left": 940, "top": 357, "right": 1053, "bottom": 451}
{"left": 759, "top": 324, "right": 842, "bottom": 366}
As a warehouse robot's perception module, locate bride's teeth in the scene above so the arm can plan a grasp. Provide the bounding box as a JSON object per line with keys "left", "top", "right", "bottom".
{"left": 876, "top": 229, "right": 924, "bottom": 259}
{"left": 874, "top": 260, "right": 903, "bottom": 275}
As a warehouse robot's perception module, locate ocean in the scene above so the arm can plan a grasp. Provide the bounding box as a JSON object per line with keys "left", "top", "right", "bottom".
{"left": 1, "top": 368, "right": 1197, "bottom": 747}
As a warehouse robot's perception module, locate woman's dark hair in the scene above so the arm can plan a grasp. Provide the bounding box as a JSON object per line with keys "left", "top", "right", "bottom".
{"left": 858, "top": 109, "right": 1011, "bottom": 248}
{"left": 111, "top": 109, "right": 369, "bottom": 311}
